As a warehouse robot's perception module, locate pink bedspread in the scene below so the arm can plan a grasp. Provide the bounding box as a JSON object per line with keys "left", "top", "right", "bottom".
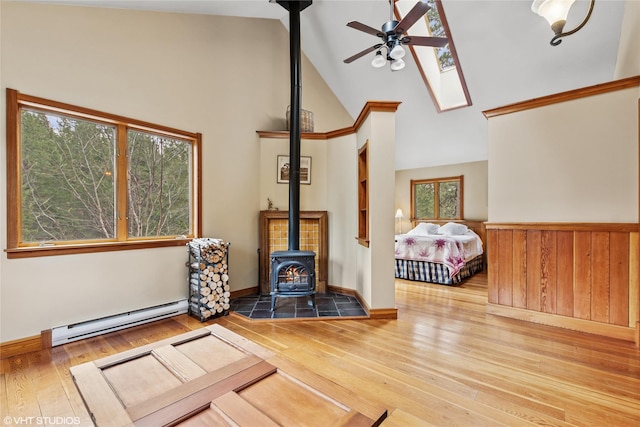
{"left": 395, "top": 233, "right": 482, "bottom": 278}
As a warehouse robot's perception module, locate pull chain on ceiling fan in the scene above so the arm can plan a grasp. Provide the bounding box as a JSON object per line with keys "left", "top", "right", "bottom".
{"left": 344, "top": 0, "right": 448, "bottom": 71}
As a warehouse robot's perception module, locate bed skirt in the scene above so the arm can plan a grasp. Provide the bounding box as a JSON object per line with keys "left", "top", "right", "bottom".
{"left": 395, "top": 255, "right": 484, "bottom": 285}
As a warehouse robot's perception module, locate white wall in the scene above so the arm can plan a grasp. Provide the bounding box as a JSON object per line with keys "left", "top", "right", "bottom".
{"left": 354, "top": 111, "right": 397, "bottom": 309}
{"left": 614, "top": 0, "right": 640, "bottom": 80}
{"left": 326, "top": 134, "right": 358, "bottom": 291}
{"left": 259, "top": 137, "right": 328, "bottom": 211}
{"left": 488, "top": 86, "right": 638, "bottom": 223}
{"left": 367, "top": 112, "right": 397, "bottom": 309}
{"left": 0, "top": 2, "right": 351, "bottom": 342}
{"left": 395, "top": 160, "right": 488, "bottom": 232}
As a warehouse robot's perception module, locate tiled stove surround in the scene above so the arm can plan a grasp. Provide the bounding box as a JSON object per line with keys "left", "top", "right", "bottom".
{"left": 259, "top": 210, "right": 328, "bottom": 295}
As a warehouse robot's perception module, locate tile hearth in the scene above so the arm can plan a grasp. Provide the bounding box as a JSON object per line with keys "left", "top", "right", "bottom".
{"left": 230, "top": 292, "right": 367, "bottom": 320}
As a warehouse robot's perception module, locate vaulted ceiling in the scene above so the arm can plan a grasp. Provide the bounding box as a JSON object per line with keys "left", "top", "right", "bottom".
{"left": 16, "top": 0, "right": 636, "bottom": 170}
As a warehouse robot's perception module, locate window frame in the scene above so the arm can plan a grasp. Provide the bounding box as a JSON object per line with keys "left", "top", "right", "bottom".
{"left": 5, "top": 88, "right": 202, "bottom": 259}
{"left": 410, "top": 175, "right": 464, "bottom": 222}
{"left": 394, "top": 0, "right": 472, "bottom": 112}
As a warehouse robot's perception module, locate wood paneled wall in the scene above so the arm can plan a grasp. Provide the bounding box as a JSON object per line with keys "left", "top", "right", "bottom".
{"left": 486, "top": 223, "right": 639, "bottom": 343}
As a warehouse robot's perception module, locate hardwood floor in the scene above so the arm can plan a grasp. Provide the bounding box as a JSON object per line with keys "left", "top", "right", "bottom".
{"left": 2, "top": 272, "right": 639, "bottom": 426}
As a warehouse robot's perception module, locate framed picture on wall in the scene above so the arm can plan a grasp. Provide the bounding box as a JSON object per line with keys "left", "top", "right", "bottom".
{"left": 277, "top": 155, "right": 311, "bottom": 185}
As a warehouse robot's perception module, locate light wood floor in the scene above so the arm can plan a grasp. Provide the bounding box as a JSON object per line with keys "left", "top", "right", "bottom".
{"left": 2, "top": 272, "right": 639, "bottom": 426}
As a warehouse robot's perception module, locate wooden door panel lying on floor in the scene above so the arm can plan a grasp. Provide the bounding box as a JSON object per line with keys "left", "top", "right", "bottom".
{"left": 71, "top": 324, "right": 387, "bottom": 426}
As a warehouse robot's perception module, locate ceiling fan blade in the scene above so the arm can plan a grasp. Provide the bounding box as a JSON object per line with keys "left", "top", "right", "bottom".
{"left": 394, "top": 0, "right": 431, "bottom": 35}
{"left": 347, "top": 21, "right": 384, "bottom": 37}
{"left": 401, "top": 35, "right": 449, "bottom": 48}
{"left": 343, "top": 44, "right": 382, "bottom": 64}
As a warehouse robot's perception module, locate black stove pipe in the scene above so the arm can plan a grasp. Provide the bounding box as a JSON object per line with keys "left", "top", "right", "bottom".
{"left": 287, "top": 0, "right": 302, "bottom": 251}
{"left": 276, "top": 0, "right": 311, "bottom": 251}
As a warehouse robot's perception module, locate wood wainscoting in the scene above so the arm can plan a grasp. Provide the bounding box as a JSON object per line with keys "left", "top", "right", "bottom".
{"left": 486, "top": 223, "right": 639, "bottom": 344}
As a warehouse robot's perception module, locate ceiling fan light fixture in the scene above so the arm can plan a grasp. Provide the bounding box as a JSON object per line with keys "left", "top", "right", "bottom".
{"left": 531, "top": 0, "right": 595, "bottom": 46}
{"left": 371, "top": 51, "right": 387, "bottom": 68}
{"left": 390, "top": 58, "right": 405, "bottom": 71}
{"left": 389, "top": 42, "right": 405, "bottom": 60}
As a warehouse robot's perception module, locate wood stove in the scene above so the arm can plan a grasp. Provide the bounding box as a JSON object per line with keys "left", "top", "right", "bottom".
{"left": 270, "top": 250, "right": 316, "bottom": 311}
{"left": 269, "top": 0, "right": 316, "bottom": 312}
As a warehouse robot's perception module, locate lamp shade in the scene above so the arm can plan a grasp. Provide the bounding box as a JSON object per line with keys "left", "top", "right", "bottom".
{"left": 389, "top": 43, "right": 405, "bottom": 60}
{"left": 390, "top": 59, "right": 405, "bottom": 71}
{"left": 531, "top": 0, "right": 575, "bottom": 32}
{"left": 395, "top": 209, "right": 404, "bottom": 219}
{"left": 371, "top": 51, "right": 386, "bottom": 68}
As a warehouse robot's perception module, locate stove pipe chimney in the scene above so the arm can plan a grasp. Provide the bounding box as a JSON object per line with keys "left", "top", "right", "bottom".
{"left": 276, "top": 0, "right": 311, "bottom": 251}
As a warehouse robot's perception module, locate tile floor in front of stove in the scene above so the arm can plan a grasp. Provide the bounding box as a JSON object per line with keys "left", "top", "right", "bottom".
{"left": 230, "top": 292, "right": 368, "bottom": 319}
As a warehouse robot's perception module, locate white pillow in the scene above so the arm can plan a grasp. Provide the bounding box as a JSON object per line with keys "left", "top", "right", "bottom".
{"left": 437, "top": 222, "right": 468, "bottom": 236}
{"left": 407, "top": 222, "right": 440, "bottom": 236}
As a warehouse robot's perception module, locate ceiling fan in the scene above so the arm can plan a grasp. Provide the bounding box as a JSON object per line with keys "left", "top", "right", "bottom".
{"left": 343, "top": 0, "right": 448, "bottom": 71}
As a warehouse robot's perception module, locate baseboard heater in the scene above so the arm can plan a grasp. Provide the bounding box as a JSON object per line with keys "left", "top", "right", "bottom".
{"left": 51, "top": 299, "right": 188, "bottom": 347}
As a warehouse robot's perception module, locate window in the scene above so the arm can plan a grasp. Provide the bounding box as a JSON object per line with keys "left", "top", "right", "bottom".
{"left": 6, "top": 88, "right": 201, "bottom": 258}
{"left": 395, "top": 0, "right": 472, "bottom": 111}
{"left": 411, "top": 175, "right": 463, "bottom": 220}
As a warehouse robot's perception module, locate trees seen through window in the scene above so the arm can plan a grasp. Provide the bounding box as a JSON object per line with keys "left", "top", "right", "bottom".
{"left": 411, "top": 176, "right": 463, "bottom": 221}
{"left": 6, "top": 88, "right": 201, "bottom": 257}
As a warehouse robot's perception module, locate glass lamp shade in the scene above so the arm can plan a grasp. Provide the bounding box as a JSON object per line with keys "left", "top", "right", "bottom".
{"left": 395, "top": 209, "right": 404, "bottom": 219}
{"left": 531, "top": 0, "right": 575, "bottom": 33}
{"left": 389, "top": 43, "right": 405, "bottom": 60}
{"left": 390, "top": 58, "right": 405, "bottom": 71}
{"left": 371, "top": 51, "right": 387, "bottom": 68}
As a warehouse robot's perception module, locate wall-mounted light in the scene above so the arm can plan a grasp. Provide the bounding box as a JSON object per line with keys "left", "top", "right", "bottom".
{"left": 531, "top": 0, "right": 595, "bottom": 46}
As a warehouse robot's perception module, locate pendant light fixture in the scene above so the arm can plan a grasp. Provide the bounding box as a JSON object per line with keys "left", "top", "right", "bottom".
{"left": 531, "top": 0, "right": 596, "bottom": 46}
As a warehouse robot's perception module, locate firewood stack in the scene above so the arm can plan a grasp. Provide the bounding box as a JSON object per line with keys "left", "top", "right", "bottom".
{"left": 187, "top": 238, "right": 230, "bottom": 321}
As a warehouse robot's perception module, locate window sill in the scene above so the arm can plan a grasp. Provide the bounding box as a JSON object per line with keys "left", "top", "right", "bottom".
{"left": 5, "top": 238, "right": 192, "bottom": 259}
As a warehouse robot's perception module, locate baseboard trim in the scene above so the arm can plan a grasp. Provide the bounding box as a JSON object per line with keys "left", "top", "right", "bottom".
{"left": 0, "top": 334, "right": 42, "bottom": 359}
{"left": 328, "top": 285, "right": 397, "bottom": 320}
{"left": 487, "top": 303, "right": 635, "bottom": 342}
{"left": 368, "top": 308, "right": 398, "bottom": 319}
{"left": 230, "top": 286, "right": 260, "bottom": 299}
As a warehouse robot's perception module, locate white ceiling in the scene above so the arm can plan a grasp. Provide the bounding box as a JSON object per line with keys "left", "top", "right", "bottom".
{"left": 15, "top": 0, "right": 629, "bottom": 169}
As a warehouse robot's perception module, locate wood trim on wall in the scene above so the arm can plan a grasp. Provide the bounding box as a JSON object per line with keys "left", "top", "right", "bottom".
{"left": 482, "top": 75, "right": 640, "bottom": 118}
{"left": 0, "top": 334, "right": 43, "bottom": 359}
{"left": 486, "top": 222, "right": 639, "bottom": 343}
{"left": 257, "top": 100, "right": 402, "bottom": 140}
{"left": 328, "top": 285, "right": 398, "bottom": 320}
{"left": 486, "top": 304, "right": 635, "bottom": 342}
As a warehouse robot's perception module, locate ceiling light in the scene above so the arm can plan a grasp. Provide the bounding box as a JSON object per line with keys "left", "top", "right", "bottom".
{"left": 531, "top": 0, "right": 595, "bottom": 46}
{"left": 390, "top": 59, "right": 405, "bottom": 71}
{"left": 389, "top": 42, "right": 405, "bottom": 60}
{"left": 371, "top": 51, "right": 387, "bottom": 68}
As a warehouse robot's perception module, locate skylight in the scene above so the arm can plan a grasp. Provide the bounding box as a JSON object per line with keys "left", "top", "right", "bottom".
{"left": 395, "top": 0, "right": 472, "bottom": 111}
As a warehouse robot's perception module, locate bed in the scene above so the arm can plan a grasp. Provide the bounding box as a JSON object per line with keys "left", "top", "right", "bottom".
{"left": 395, "top": 220, "right": 485, "bottom": 285}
